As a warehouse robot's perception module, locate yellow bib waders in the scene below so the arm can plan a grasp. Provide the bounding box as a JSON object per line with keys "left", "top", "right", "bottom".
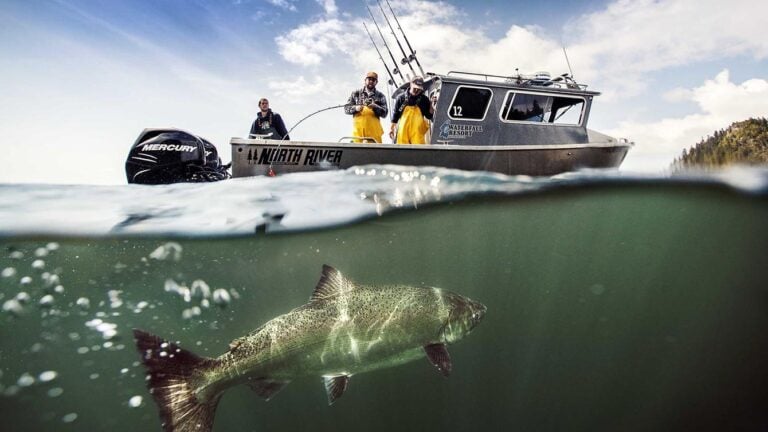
{"left": 395, "top": 106, "right": 429, "bottom": 144}
{"left": 352, "top": 106, "right": 384, "bottom": 143}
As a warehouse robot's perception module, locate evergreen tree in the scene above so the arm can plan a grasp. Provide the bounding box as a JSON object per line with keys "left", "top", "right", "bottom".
{"left": 672, "top": 118, "right": 768, "bottom": 170}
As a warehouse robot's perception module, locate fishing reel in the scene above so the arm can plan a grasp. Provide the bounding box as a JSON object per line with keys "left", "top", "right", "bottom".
{"left": 364, "top": 98, "right": 374, "bottom": 107}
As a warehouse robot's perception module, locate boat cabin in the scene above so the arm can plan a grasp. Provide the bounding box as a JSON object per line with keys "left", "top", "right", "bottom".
{"left": 405, "top": 71, "right": 599, "bottom": 147}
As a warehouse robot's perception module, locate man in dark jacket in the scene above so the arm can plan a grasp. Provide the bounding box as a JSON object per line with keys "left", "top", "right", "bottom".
{"left": 249, "top": 98, "right": 290, "bottom": 140}
{"left": 344, "top": 72, "right": 388, "bottom": 143}
{"left": 390, "top": 77, "right": 434, "bottom": 144}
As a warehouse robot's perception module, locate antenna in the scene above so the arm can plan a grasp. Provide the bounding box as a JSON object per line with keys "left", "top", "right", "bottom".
{"left": 375, "top": 0, "right": 417, "bottom": 78}
{"left": 363, "top": 22, "right": 399, "bottom": 87}
{"left": 562, "top": 46, "right": 574, "bottom": 79}
{"left": 365, "top": 2, "right": 405, "bottom": 83}
{"left": 383, "top": 0, "right": 425, "bottom": 77}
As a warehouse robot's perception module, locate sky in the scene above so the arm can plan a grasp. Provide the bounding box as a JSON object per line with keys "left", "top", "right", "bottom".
{"left": 1, "top": 0, "right": 766, "bottom": 184}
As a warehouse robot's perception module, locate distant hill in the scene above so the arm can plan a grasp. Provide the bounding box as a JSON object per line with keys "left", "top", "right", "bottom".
{"left": 672, "top": 118, "right": 768, "bottom": 170}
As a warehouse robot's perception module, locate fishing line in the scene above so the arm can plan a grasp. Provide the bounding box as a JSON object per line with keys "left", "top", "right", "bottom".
{"left": 266, "top": 104, "right": 347, "bottom": 176}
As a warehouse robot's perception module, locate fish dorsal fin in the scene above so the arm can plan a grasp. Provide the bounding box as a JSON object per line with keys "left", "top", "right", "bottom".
{"left": 322, "top": 374, "right": 350, "bottom": 405}
{"left": 311, "top": 265, "right": 355, "bottom": 302}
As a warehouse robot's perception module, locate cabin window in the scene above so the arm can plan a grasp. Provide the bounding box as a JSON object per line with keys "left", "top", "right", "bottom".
{"left": 501, "top": 92, "right": 585, "bottom": 126}
{"left": 447, "top": 86, "right": 493, "bottom": 121}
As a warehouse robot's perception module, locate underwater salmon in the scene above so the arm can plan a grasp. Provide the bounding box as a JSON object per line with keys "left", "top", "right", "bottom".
{"left": 133, "top": 265, "right": 486, "bottom": 432}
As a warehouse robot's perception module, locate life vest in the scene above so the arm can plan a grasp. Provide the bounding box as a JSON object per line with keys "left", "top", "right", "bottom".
{"left": 251, "top": 112, "right": 279, "bottom": 139}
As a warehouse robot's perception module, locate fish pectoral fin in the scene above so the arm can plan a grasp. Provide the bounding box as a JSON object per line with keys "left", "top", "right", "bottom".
{"left": 247, "top": 378, "right": 290, "bottom": 401}
{"left": 322, "top": 374, "right": 351, "bottom": 405}
{"left": 424, "top": 343, "right": 453, "bottom": 377}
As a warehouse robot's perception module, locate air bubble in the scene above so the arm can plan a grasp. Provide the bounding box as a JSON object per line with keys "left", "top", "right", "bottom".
{"left": 48, "top": 387, "right": 64, "bottom": 397}
{"left": 39, "top": 371, "right": 58, "bottom": 382}
{"left": 212, "top": 289, "right": 231, "bottom": 307}
{"left": 149, "top": 242, "right": 182, "bottom": 261}
{"left": 108, "top": 290, "right": 124, "bottom": 309}
{"left": 62, "top": 413, "right": 78, "bottom": 423}
{"left": 76, "top": 297, "right": 90, "bottom": 310}
{"left": 20, "top": 276, "right": 32, "bottom": 286}
{"left": 128, "top": 395, "right": 143, "bottom": 407}
{"left": 182, "top": 307, "right": 202, "bottom": 319}
{"left": 191, "top": 280, "right": 211, "bottom": 300}
{"left": 39, "top": 295, "right": 55, "bottom": 308}
{"left": 1, "top": 267, "right": 16, "bottom": 278}
{"left": 43, "top": 273, "right": 61, "bottom": 287}
{"left": 35, "top": 247, "right": 49, "bottom": 257}
{"left": 590, "top": 284, "right": 606, "bottom": 295}
{"left": 2, "top": 299, "right": 24, "bottom": 315}
{"left": 31, "top": 259, "right": 45, "bottom": 270}
{"left": 46, "top": 242, "right": 60, "bottom": 251}
{"left": 17, "top": 373, "right": 35, "bottom": 387}
{"left": 9, "top": 251, "right": 24, "bottom": 259}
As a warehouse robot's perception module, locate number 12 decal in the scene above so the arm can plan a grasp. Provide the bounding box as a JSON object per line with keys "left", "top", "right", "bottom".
{"left": 452, "top": 106, "right": 463, "bottom": 117}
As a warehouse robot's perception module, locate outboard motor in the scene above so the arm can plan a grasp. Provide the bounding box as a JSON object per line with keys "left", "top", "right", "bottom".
{"left": 125, "top": 128, "right": 230, "bottom": 184}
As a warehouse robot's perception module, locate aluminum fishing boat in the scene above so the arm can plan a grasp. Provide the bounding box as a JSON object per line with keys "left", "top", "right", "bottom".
{"left": 231, "top": 71, "right": 630, "bottom": 177}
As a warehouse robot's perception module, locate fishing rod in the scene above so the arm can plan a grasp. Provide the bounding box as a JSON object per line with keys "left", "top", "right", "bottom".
{"left": 264, "top": 104, "right": 347, "bottom": 176}
{"left": 363, "top": 22, "right": 398, "bottom": 87}
{"left": 375, "top": 0, "right": 417, "bottom": 78}
{"left": 282, "top": 104, "right": 346, "bottom": 140}
{"left": 365, "top": 2, "right": 405, "bottom": 83}
{"left": 382, "top": 0, "right": 425, "bottom": 77}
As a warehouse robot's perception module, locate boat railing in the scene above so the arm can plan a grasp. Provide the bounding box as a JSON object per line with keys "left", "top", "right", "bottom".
{"left": 338, "top": 136, "right": 378, "bottom": 143}
{"left": 446, "top": 70, "right": 588, "bottom": 90}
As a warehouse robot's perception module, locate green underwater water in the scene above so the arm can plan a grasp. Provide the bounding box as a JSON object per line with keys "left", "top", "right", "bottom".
{"left": 1, "top": 183, "right": 767, "bottom": 431}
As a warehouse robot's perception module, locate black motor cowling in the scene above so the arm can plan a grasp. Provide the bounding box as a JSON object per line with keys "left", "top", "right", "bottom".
{"left": 125, "top": 128, "right": 230, "bottom": 184}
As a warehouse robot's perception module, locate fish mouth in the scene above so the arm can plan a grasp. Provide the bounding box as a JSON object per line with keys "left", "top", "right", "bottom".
{"left": 471, "top": 310, "right": 484, "bottom": 327}
{"left": 439, "top": 299, "right": 486, "bottom": 341}
{"left": 467, "top": 301, "right": 486, "bottom": 331}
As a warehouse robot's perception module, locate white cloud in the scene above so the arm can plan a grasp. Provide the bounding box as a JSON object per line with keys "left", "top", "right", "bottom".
{"left": 267, "top": 0, "right": 297, "bottom": 12}
{"left": 316, "top": 0, "right": 337, "bottom": 16}
{"left": 608, "top": 70, "right": 768, "bottom": 172}
{"left": 567, "top": 0, "right": 768, "bottom": 95}
{"left": 275, "top": 18, "right": 359, "bottom": 66}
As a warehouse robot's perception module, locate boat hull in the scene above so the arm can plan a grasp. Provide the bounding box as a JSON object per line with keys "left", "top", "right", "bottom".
{"left": 230, "top": 138, "right": 630, "bottom": 177}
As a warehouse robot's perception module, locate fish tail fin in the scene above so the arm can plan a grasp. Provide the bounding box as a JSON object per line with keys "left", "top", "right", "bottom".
{"left": 133, "top": 328, "right": 221, "bottom": 432}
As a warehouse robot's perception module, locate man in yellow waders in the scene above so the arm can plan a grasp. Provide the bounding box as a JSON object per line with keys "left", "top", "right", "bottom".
{"left": 390, "top": 77, "right": 435, "bottom": 144}
{"left": 344, "top": 72, "right": 388, "bottom": 143}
